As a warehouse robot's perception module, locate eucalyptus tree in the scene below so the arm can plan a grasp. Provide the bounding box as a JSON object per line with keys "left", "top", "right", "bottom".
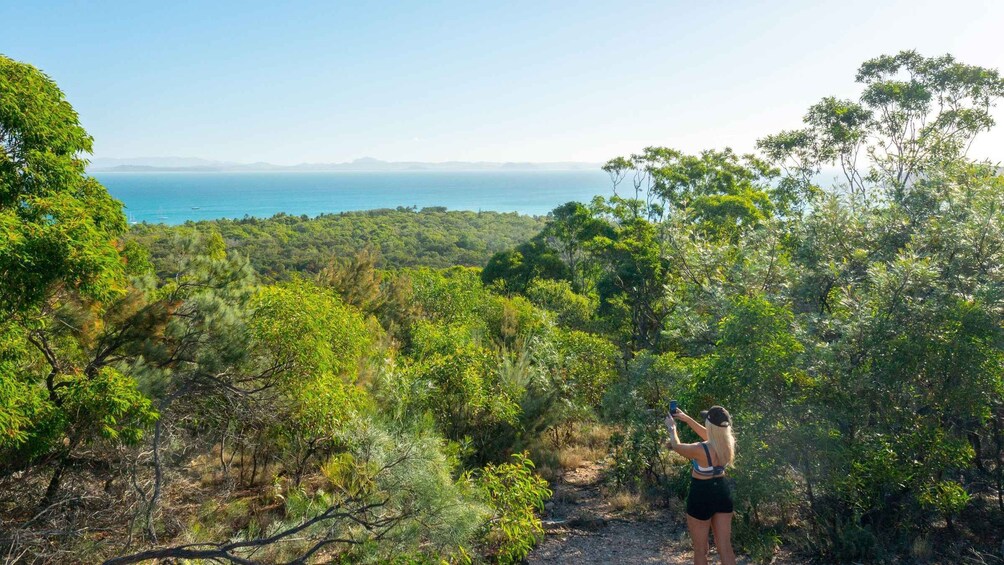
{"left": 0, "top": 55, "right": 128, "bottom": 313}
{"left": 758, "top": 50, "right": 1004, "bottom": 201}
{"left": 755, "top": 52, "right": 1004, "bottom": 557}
{"left": 592, "top": 51, "right": 1004, "bottom": 560}
{"left": 0, "top": 55, "right": 155, "bottom": 504}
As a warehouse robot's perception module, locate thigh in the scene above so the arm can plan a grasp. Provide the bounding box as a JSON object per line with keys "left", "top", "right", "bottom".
{"left": 710, "top": 512, "right": 733, "bottom": 543}
{"left": 687, "top": 513, "right": 712, "bottom": 548}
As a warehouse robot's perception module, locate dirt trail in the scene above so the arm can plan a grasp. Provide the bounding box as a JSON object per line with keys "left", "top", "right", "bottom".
{"left": 528, "top": 461, "right": 783, "bottom": 565}
{"left": 527, "top": 461, "right": 696, "bottom": 564}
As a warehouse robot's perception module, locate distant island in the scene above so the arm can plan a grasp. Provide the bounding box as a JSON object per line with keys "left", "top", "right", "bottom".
{"left": 88, "top": 156, "right": 603, "bottom": 173}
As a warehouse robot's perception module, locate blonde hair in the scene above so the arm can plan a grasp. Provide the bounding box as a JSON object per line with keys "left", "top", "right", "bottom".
{"left": 706, "top": 421, "right": 735, "bottom": 467}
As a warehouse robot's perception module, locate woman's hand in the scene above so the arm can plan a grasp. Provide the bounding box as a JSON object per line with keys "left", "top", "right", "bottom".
{"left": 673, "top": 408, "right": 689, "bottom": 421}
{"left": 665, "top": 415, "right": 679, "bottom": 448}
{"left": 664, "top": 415, "right": 677, "bottom": 431}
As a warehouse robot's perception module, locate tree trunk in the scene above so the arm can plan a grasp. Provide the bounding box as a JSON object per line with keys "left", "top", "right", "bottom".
{"left": 144, "top": 389, "right": 186, "bottom": 543}
{"left": 803, "top": 460, "right": 821, "bottom": 532}
{"left": 42, "top": 453, "right": 69, "bottom": 507}
{"left": 145, "top": 418, "right": 164, "bottom": 542}
{"left": 993, "top": 411, "right": 1004, "bottom": 513}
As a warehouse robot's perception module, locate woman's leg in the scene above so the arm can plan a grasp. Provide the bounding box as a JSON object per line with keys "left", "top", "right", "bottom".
{"left": 686, "top": 514, "right": 712, "bottom": 565}
{"left": 710, "top": 512, "right": 736, "bottom": 565}
{"left": 710, "top": 516, "right": 719, "bottom": 553}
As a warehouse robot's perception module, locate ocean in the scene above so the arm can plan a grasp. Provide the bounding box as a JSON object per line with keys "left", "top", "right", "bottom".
{"left": 94, "top": 170, "right": 614, "bottom": 225}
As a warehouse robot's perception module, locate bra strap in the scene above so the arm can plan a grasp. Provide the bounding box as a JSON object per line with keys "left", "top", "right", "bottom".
{"left": 700, "top": 442, "right": 713, "bottom": 468}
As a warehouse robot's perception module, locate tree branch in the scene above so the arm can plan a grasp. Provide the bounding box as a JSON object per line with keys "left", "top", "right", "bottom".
{"left": 104, "top": 498, "right": 389, "bottom": 565}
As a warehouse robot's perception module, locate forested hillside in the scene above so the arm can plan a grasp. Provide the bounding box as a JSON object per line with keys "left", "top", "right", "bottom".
{"left": 2, "top": 50, "right": 1003, "bottom": 564}
{"left": 128, "top": 208, "right": 548, "bottom": 277}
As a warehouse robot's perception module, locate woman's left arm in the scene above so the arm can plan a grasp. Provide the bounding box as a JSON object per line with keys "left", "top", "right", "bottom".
{"left": 665, "top": 416, "right": 706, "bottom": 460}
{"left": 666, "top": 415, "right": 681, "bottom": 448}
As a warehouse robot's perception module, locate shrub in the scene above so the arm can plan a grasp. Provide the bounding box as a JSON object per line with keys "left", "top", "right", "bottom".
{"left": 475, "top": 452, "right": 552, "bottom": 564}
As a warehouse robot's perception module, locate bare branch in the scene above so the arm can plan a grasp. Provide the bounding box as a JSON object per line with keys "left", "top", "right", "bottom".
{"left": 103, "top": 498, "right": 389, "bottom": 565}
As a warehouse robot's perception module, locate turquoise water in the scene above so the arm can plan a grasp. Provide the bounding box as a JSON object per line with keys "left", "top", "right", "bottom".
{"left": 95, "top": 171, "right": 613, "bottom": 225}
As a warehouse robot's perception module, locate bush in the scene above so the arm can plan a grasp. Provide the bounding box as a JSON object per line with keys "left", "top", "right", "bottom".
{"left": 475, "top": 452, "right": 552, "bottom": 564}
{"left": 525, "top": 278, "right": 596, "bottom": 330}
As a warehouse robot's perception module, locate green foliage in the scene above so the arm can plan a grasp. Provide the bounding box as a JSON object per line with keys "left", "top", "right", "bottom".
{"left": 481, "top": 238, "right": 570, "bottom": 294}
{"left": 602, "top": 147, "right": 782, "bottom": 227}
{"left": 0, "top": 56, "right": 158, "bottom": 491}
{"left": 58, "top": 367, "right": 158, "bottom": 444}
{"left": 475, "top": 452, "right": 551, "bottom": 564}
{"left": 525, "top": 278, "right": 595, "bottom": 331}
{"left": 322, "top": 420, "right": 489, "bottom": 562}
{"left": 599, "top": 353, "right": 690, "bottom": 495}
{"left": 399, "top": 266, "right": 608, "bottom": 468}
{"left": 704, "top": 295, "right": 803, "bottom": 410}
{"left": 129, "top": 208, "right": 547, "bottom": 278}
{"left": 0, "top": 322, "right": 42, "bottom": 451}
{"left": 698, "top": 296, "right": 804, "bottom": 531}
{"left": 1, "top": 329, "right": 159, "bottom": 472}
{"left": 539, "top": 201, "right": 613, "bottom": 292}
{"left": 0, "top": 55, "right": 128, "bottom": 313}
{"left": 250, "top": 280, "right": 370, "bottom": 384}
{"left": 249, "top": 280, "right": 372, "bottom": 437}
{"left": 192, "top": 419, "right": 489, "bottom": 564}
{"left": 405, "top": 321, "right": 521, "bottom": 445}
{"left": 551, "top": 328, "right": 619, "bottom": 411}
{"left": 918, "top": 480, "right": 971, "bottom": 522}
{"left": 759, "top": 50, "right": 1004, "bottom": 200}
{"left": 317, "top": 249, "right": 421, "bottom": 346}
{"left": 607, "top": 421, "right": 671, "bottom": 495}
{"left": 588, "top": 201, "right": 671, "bottom": 351}
{"left": 410, "top": 266, "right": 547, "bottom": 347}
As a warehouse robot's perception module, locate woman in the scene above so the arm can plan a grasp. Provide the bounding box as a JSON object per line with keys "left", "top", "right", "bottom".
{"left": 665, "top": 405, "right": 736, "bottom": 565}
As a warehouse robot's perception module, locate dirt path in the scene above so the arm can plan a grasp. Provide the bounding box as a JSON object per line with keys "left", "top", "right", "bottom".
{"left": 528, "top": 461, "right": 777, "bottom": 565}
{"left": 528, "top": 461, "right": 697, "bottom": 564}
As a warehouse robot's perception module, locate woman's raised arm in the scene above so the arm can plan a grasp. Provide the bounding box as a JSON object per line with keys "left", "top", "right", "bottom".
{"left": 674, "top": 408, "right": 708, "bottom": 441}
{"left": 665, "top": 415, "right": 705, "bottom": 460}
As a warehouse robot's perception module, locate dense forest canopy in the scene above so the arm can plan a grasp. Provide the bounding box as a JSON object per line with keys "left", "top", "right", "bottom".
{"left": 1, "top": 49, "right": 1003, "bottom": 564}
{"left": 128, "top": 208, "right": 548, "bottom": 278}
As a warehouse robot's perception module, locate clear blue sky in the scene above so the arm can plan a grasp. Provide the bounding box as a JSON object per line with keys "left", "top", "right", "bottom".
{"left": 4, "top": 0, "right": 1004, "bottom": 164}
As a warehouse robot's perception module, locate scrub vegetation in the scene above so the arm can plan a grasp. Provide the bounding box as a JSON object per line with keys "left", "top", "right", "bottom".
{"left": 2, "top": 50, "right": 1003, "bottom": 563}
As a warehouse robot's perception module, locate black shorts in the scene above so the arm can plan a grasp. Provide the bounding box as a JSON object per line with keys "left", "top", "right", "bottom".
{"left": 686, "top": 476, "right": 734, "bottom": 521}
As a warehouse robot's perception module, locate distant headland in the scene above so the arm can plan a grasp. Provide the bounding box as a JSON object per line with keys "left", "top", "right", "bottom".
{"left": 88, "top": 156, "right": 603, "bottom": 173}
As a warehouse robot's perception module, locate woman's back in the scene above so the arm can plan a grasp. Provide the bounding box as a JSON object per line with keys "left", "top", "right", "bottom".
{"left": 690, "top": 441, "right": 726, "bottom": 478}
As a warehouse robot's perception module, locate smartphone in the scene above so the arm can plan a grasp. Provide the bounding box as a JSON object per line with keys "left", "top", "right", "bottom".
{"left": 670, "top": 399, "right": 678, "bottom": 415}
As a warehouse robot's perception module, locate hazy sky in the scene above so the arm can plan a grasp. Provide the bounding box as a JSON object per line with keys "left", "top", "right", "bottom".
{"left": 4, "top": 0, "right": 1004, "bottom": 164}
